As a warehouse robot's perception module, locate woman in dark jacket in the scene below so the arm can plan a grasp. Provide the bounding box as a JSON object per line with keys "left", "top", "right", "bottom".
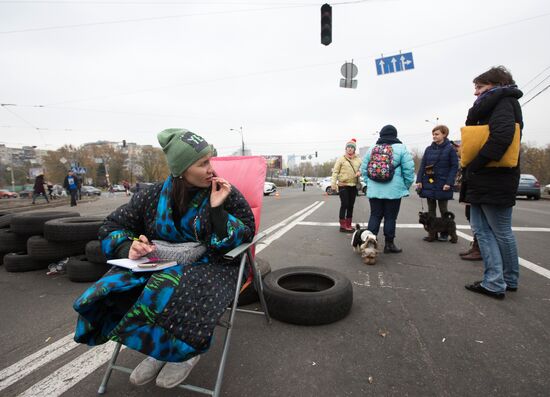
{"left": 32, "top": 174, "right": 49, "bottom": 204}
{"left": 462, "top": 66, "right": 523, "bottom": 300}
{"left": 416, "top": 125, "right": 458, "bottom": 241}
{"left": 73, "top": 129, "right": 255, "bottom": 388}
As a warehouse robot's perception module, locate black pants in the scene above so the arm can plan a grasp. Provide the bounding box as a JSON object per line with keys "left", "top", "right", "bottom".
{"left": 70, "top": 189, "right": 78, "bottom": 206}
{"left": 339, "top": 186, "right": 357, "bottom": 219}
{"left": 367, "top": 198, "right": 402, "bottom": 240}
{"left": 302, "top": 183, "right": 306, "bottom": 192}
{"left": 427, "top": 198, "right": 448, "bottom": 217}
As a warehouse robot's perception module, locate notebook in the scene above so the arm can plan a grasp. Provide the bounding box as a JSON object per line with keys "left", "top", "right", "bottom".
{"left": 107, "top": 257, "right": 178, "bottom": 272}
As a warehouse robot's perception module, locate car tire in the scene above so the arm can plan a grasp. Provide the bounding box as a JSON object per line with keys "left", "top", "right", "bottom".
{"left": 237, "top": 257, "right": 272, "bottom": 307}
{"left": 27, "top": 235, "right": 87, "bottom": 261}
{"left": 66, "top": 255, "right": 110, "bottom": 282}
{"left": 0, "top": 229, "right": 29, "bottom": 253}
{"left": 263, "top": 266, "right": 353, "bottom": 325}
{"left": 533, "top": 194, "right": 540, "bottom": 200}
{"left": 0, "top": 211, "right": 15, "bottom": 229}
{"left": 44, "top": 217, "right": 104, "bottom": 242}
{"left": 10, "top": 211, "right": 80, "bottom": 236}
{"left": 85, "top": 240, "right": 107, "bottom": 264}
{"left": 4, "top": 252, "right": 50, "bottom": 272}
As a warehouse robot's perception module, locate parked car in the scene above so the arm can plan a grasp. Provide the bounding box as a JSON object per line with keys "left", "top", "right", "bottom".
{"left": 130, "top": 182, "right": 155, "bottom": 193}
{"left": 18, "top": 188, "right": 35, "bottom": 198}
{"left": 0, "top": 189, "right": 17, "bottom": 199}
{"left": 545, "top": 184, "right": 550, "bottom": 194}
{"left": 319, "top": 177, "right": 366, "bottom": 195}
{"left": 81, "top": 186, "right": 102, "bottom": 196}
{"left": 517, "top": 174, "right": 541, "bottom": 200}
{"left": 264, "top": 182, "right": 277, "bottom": 196}
{"left": 112, "top": 184, "right": 126, "bottom": 192}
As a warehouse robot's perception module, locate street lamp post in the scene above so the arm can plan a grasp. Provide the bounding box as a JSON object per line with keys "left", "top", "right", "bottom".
{"left": 230, "top": 127, "right": 245, "bottom": 156}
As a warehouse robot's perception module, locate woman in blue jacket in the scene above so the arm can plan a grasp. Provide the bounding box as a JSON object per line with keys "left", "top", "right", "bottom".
{"left": 416, "top": 125, "right": 459, "bottom": 241}
{"left": 360, "top": 125, "right": 415, "bottom": 253}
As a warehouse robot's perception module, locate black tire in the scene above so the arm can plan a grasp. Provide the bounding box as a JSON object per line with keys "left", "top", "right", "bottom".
{"left": 0, "top": 229, "right": 28, "bottom": 253}
{"left": 10, "top": 211, "right": 80, "bottom": 236}
{"left": 0, "top": 211, "right": 15, "bottom": 229}
{"left": 263, "top": 266, "right": 353, "bottom": 326}
{"left": 66, "top": 255, "right": 111, "bottom": 282}
{"left": 533, "top": 194, "right": 540, "bottom": 201}
{"left": 85, "top": 240, "right": 107, "bottom": 264}
{"left": 44, "top": 217, "right": 104, "bottom": 242}
{"left": 238, "top": 257, "right": 272, "bottom": 307}
{"left": 27, "top": 235, "right": 87, "bottom": 261}
{"left": 4, "top": 252, "right": 50, "bottom": 272}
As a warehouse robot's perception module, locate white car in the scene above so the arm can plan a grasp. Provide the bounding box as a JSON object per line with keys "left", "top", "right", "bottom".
{"left": 545, "top": 184, "right": 550, "bottom": 194}
{"left": 264, "top": 182, "right": 277, "bottom": 196}
{"left": 319, "top": 177, "right": 366, "bottom": 195}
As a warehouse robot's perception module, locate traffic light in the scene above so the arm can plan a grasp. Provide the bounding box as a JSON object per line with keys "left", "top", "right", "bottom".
{"left": 320, "top": 4, "right": 332, "bottom": 46}
{"left": 315, "top": 151, "right": 318, "bottom": 158}
{"left": 122, "top": 139, "right": 127, "bottom": 148}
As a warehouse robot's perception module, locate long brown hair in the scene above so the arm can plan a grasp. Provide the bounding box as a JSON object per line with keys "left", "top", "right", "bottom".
{"left": 171, "top": 176, "right": 193, "bottom": 219}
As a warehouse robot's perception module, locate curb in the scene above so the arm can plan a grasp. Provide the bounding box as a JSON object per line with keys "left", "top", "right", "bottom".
{"left": 0, "top": 196, "right": 100, "bottom": 213}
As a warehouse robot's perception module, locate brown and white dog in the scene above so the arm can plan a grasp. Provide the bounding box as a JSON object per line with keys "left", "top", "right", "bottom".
{"left": 351, "top": 224, "right": 378, "bottom": 265}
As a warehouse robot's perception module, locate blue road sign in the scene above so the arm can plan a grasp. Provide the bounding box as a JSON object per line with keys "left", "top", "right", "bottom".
{"left": 375, "top": 52, "right": 415, "bottom": 76}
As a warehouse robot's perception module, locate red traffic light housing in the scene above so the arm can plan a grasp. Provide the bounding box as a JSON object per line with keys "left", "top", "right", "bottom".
{"left": 321, "top": 4, "right": 332, "bottom": 46}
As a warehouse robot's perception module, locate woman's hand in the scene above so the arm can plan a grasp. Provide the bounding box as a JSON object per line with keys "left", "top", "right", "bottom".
{"left": 129, "top": 234, "right": 155, "bottom": 259}
{"left": 442, "top": 184, "right": 451, "bottom": 191}
{"left": 416, "top": 182, "right": 422, "bottom": 190}
{"left": 210, "top": 177, "right": 231, "bottom": 208}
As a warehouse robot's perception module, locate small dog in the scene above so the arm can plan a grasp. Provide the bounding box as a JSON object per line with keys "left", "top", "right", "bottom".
{"left": 351, "top": 224, "right": 379, "bottom": 265}
{"left": 418, "top": 211, "right": 458, "bottom": 243}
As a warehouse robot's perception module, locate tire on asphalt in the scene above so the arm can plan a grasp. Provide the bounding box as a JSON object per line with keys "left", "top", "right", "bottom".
{"left": 0, "top": 228, "right": 29, "bottom": 253}
{"left": 85, "top": 240, "right": 107, "bottom": 264}
{"left": 0, "top": 211, "right": 15, "bottom": 229}
{"left": 10, "top": 211, "right": 80, "bottom": 236}
{"left": 263, "top": 266, "right": 353, "bottom": 325}
{"left": 237, "top": 257, "right": 272, "bottom": 307}
{"left": 4, "top": 252, "right": 50, "bottom": 272}
{"left": 66, "top": 255, "right": 111, "bottom": 282}
{"left": 44, "top": 217, "right": 104, "bottom": 242}
{"left": 27, "top": 235, "right": 88, "bottom": 262}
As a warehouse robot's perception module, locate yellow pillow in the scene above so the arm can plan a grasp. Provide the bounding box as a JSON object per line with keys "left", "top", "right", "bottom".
{"left": 460, "top": 123, "right": 520, "bottom": 168}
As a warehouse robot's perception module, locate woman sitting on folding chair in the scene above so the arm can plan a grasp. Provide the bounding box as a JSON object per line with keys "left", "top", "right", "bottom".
{"left": 73, "top": 129, "right": 255, "bottom": 389}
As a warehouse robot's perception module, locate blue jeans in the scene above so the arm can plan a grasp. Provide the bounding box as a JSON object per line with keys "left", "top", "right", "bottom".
{"left": 470, "top": 204, "right": 519, "bottom": 293}
{"left": 367, "top": 198, "right": 401, "bottom": 241}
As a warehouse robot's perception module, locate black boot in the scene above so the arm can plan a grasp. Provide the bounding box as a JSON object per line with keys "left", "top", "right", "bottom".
{"left": 384, "top": 240, "right": 402, "bottom": 254}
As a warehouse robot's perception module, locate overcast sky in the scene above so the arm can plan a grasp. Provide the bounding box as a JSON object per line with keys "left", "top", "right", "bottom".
{"left": 1, "top": 0, "right": 549, "bottom": 163}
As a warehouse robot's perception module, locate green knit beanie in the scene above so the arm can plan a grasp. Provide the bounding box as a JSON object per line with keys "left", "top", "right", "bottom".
{"left": 157, "top": 128, "right": 214, "bottom": 177}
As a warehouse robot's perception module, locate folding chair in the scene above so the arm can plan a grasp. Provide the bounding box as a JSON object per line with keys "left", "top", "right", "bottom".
{"left": 98, "top": 156, "right": 271, "bottom": 396}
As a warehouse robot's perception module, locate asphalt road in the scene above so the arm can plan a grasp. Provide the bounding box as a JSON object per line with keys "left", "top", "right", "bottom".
{"left": 1, "top": 187, "right": 549, "bottom": 397}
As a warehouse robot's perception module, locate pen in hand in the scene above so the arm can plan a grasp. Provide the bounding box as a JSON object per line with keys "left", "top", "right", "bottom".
{"left": 128, "top": 235, "right": 155, "bottom": 259}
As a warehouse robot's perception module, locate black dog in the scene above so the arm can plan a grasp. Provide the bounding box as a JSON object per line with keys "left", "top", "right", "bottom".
{"left": 418, "top": 211, "right": 458, "bottom": 243}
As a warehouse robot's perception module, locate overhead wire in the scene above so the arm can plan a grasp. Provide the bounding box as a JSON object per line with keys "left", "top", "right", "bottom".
{"left": 520, "top": 65, "right": 550, "bottom": 90}
{"left": 521, "top": 84, "right": 550, "bottom": 108}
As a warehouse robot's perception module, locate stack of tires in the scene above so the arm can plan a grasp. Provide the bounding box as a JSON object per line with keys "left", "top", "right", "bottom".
{"left": 42, "top": 217, "right": 110, "bottom": 282}
{"left": 1, "top": 211, "right": 80, "bottom": 271}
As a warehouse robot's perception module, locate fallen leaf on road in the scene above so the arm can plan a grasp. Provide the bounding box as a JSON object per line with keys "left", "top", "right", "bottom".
{"left": 442, "top": 337, "right": 446, "bottom": 343}
{"left": 45, "top": 337, "right": 51, "bottom": 343}
{"left": 475, "top": 340, "right": 484, "bottom": 343}
{"left": 378, "top": 329, "right": 389, "bottom": 338}
{"left": 368, "top": 376, "right": 374, "bottom": 384}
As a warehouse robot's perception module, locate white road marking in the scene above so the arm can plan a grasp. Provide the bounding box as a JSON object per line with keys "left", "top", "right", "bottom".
{"left": 378, "top": 272, "right": 386, "bottom": 287}
{"left": 256, "top": 201, "right": 324, "bottom": 254}
{"left": 455, "top": 231, "right": 550, "bottom": 280}
{"left": 0, "top": 334, "right": 78, "bottom": 391}
{"left": 17, "top": 342, "right": 125, "bottom": 397}
{"left": 298, "top": 222, "right": 550, "bottom": 232}
{"left": 259, "top": 201, "right": 320, "bottom": 237}
{"left": 353, "top": 270, "right": 370, "bottom": 287}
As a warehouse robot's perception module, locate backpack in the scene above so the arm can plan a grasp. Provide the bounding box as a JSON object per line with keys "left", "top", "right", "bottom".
{"left": 366, "top": 144, "right": 396, "bottom": 182}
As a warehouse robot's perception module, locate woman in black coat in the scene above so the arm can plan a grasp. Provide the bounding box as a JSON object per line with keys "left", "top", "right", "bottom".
{"left": 462, "top": 66, "right": 523, "bottom": 300}
{"left": 416, "top": 125, "right": 458, "bottom": 241}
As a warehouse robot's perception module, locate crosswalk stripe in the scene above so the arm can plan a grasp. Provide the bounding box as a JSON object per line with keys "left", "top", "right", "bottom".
{"left": 0, "top": 334, "right": 78, "bottom": 392}
{"left": 17, "top": 342, "right": 124, "bottom": 397}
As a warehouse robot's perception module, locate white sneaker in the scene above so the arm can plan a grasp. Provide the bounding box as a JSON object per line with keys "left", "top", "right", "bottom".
{"left": 129, "top": 356, "right": 166, "bottom": 386}
{"left": 155, "top": 355, "right": 200, "bottom": 388}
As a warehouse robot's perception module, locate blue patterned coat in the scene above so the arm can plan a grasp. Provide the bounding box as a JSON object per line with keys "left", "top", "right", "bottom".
{"left": 73, "top": 177, "right": 255, "bottom": 362}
